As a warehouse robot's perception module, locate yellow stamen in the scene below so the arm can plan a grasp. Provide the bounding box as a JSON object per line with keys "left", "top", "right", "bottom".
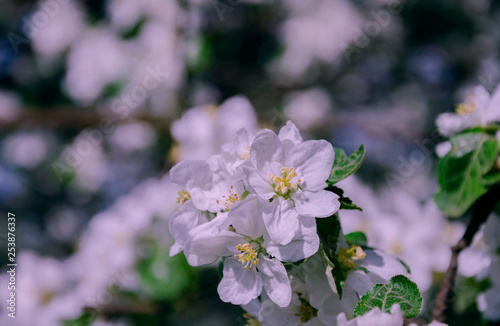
{"left": 176, "top": 190, "right": 191, "bottom": 205}
{"left": 234, "top": 243, "right": 260, "bottom": 270}
{"left": 219, "top": 185, "right": 239, "bottom": 210}
{"left": 391, "top": 242, "right": 403, "bottom": 255}
{"left": 268, "top": 167, "right": 301, "bottom": 196}
{"left": 243, "top": 313, "right": 262, "bottom": 326}
{"left": 455, "top": 95, "right": 476, "bottom": 115}
{"left": 294, "top": 299, "right": 318, "bottom": 323}
{"left": 240, "top": 147, "right": 251, "bottom": 159}
{"left": 338, "top": 245, "right": 366, "bottom": 269}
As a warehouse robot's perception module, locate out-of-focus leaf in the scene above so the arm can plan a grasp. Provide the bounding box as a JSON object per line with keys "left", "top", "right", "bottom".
{"left": 435, "top": 132, "right": 499, "bottom": 217}
{"left": 483, "top": 171, "right": 500, "bottom": 186}
{"left": 454, "top": 277, "right": 491, "bottom": 314}
{"left": 64, "top": 311, "right": 96, "bottom": 326}
{"left": 328, "top": 144, "right": 365, "bottom": 185}
{"left": 138, "top": 243, "right": 196, "bottom": 301}
{"left": 354, "top": 275, "right": 422, "bottom": 319}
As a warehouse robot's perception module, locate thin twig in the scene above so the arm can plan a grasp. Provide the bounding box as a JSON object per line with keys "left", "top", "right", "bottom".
{"left": 432, "top": 185, "right": 500, "bottom": 322}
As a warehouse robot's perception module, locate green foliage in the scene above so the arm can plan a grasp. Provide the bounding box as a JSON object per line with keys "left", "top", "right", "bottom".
{"left": 328, "top": 144, "right": 366, "bottom": 185}
{"left": 354, "top": 275, "right": 422, "bottom": 319}
{"left": 138, "top": 243, "right": 196, "bottom": 300}
{"left": 483, "top": 171, "right": 500, "bottom": 186}
{"left": 454, "top": 277, "right": 491, "bottom": 314}
{"left": 326, "top": 186, "right": 362, "bottom": 211}
{"left": 316, "top": 214, "right": 348, "bottom": 298}
{"left": 344, "top": 232, "right": 368, "bottom": 247}
{"left": 396, "top": 258, "right": 412, "bottom": 274}
{"left": 64, "top": 311, "right": 96, "bottom": 326}
{"left": 435, "top": 132, "right": 499, "bottom": 217}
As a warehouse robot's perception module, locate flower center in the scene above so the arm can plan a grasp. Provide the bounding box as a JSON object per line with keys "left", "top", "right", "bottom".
{"left": 338, "top": 245, "right": 366, "bottom": 270}
{"left": 176, "top": 190, "right": 191, "bottom": 205}
{"left": 294, "top": 298, "right": 318, "bottom": 323}
{"left": 217, "top": 185, "right": 239, "bottom": 211}
{"left": 243, "top": 313, "right": 261, "bottom": 326}
{"left": 234, "top": 242, "right": 260, "bottom": 270}
{"left": 455, "top": 95, "right": 476, "bottom": 115}
{"left": 240, "top": 147, "right": 251, "bottom": 159}
{"left": 268, "top": 167, "right": 301, "bottom": 197}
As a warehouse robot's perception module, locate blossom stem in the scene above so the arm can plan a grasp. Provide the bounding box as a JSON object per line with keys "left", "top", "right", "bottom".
{"left": 432, "top": 185, "right": 500, "bottom": 322}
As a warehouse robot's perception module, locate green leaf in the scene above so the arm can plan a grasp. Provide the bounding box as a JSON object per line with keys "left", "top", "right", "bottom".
{"left": 64, "top": 311, "right": 96, "bottom": 326}
{"left": 483, "top": 171, "right": 500, "bottom": 186}
{"left": 396, "top": 258, "right": 412, "bottom": 274}
{"left": 435, "top": 132, "right": 499, "bottom": 217}
{"left": 340, "top": 198, "right": 363, "bottom": 211}
{"left": 328, "top": 144, "right": 365, "bottom": 185}
{"left": 316, "top": 214, "right": 342, "bottom": 259}
{"left": 326, "top": 186, "right": 363, "bottom": 211}
{"left": 218, "top": 256, "right": 227, "bottom": 278}
{"left": 138, "top": 243, "right": 196, "bottom": 300}
{"left": 345, "top": 232, "right": 368, "bottom": 247}
{"left": 454, "top": 277, "right": 491, "bottom": 314}
{"left": 316, "top": 214, "right": 348, "bottom": 298}
{"left": 354, "top": 275, "right": 422, "bottom": 319}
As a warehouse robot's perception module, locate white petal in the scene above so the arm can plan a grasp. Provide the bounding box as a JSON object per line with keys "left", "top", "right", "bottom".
{"left": 487, "top": 85, "right": 500, "bottom": 122}
{"left": 285, "top": 139, "right": 334, "bottom": 191}
{"left": 228, "top": 196, "right": 266, "bottom": 239}
{"left": 266, "top": 216, "right": 319, "bottom": 262}
{"left": 168, "top": 201, "right": 205, "bottom": 249}
{"left": 346, "top": 270, "right": 378, "bottom": 298}
{"left": 435, "top": 113, "right": 468, "bottom": 137}
{"left": 304, "top": 318, "right": 328, "bottom": 326}
{"left": 263, "top": 198, "right": 300, "bottom": 245}
{"left": 218, "top": 257, "right": 263, "bottom": 305}
{"left": 250, "top": 129, "right": 284, "bottom": 171}
{"left": 169, "top": 242, "right": 183, "bottom": 256}
{"left": 358, "top": 249, "right": 410, "bottom": 281}
{"left": 185, "top": 217, "right": 241, "bottom": 266}
{"left": 435, "top": 141, "right": 452, "bottom": 158}
{"left": 216, "top": 95, "right": 259, "bottom": 138}
{"left": 170, "top": 160, "right": 213, "bottom": 189}
{"left": 294, "top": 189, "right": 340, "bottom": 218}
{"left": 259, "top": 256, "right": 292, "bottom": 307}
{"left": 278, "top": 121, "right": 303, "bottom": 144}
{"left": 240, "top": 165, "right": 275, "bottom": 200}
{"left": 336, "top": 313, "right": 349, "bottom": 326}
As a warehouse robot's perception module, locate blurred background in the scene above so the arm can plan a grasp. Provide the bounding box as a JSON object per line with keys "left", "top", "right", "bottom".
{"left": 0, "top": 0, "right": 499, "bottom": 325}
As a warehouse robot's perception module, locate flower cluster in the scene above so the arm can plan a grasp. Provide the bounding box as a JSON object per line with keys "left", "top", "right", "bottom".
{"left": 436, "top": 84, "right": 500, "bottom": 158}
{"left": 436, "top": 84, "right": 500, "bottom": 138}
{"left": 169, "top": 121, "right": 443, "bottom": 325}
{"left": 169, "top": 121, "right": 339, "bottom": 307}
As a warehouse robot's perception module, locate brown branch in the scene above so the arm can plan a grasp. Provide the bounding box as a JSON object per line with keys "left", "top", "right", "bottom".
{"left": 0, "top": 108, "right": 425, "bottom": 141}
{"left": 0, "top": 108, "right": 173, "bottom": 130}
{"left": 432, "top": 185, "right": 500, "bottom": 322}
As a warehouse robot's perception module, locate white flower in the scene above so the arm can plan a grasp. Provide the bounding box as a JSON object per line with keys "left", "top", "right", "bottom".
{"left": 186, "top": 196, "right": 319, "bottom": 307}
{"left": 476, "top": 217, "right": 500, "bottom": 320}
{"left": 171, "top": 95, "right": 258, "bottom": 161}
{"left": 284, "top": 88, "right": 331, "bottom": 131}
{"left": 336, "top": 304, "right": 404, "bottom": 326}
{"left": 477, "top": 257, "right": 500, "bottom": 321}
{"left": 242, "top": 265, "right": 326, "bottom": 326}
{"left": 221, "top": 128, "right": 256, "bottom": 173}
{"left": 435, "top": 141, "right": 452, "bottom": 158}
{"left": 338, "top": 176, "right": 464, "bottom": 292}
{"left": 436, "top": 85, "right": 500, "bottom": 137}
{"left": 240, "top": 122, "right": 340, "bottom": 245}
{"left": 169, "top": 157, "right": 250, "bottom": 256}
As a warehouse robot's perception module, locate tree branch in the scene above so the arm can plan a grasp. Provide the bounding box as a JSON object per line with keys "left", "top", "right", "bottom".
{"left": 432, "top": 185, "right": 500, "bottom": 322}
